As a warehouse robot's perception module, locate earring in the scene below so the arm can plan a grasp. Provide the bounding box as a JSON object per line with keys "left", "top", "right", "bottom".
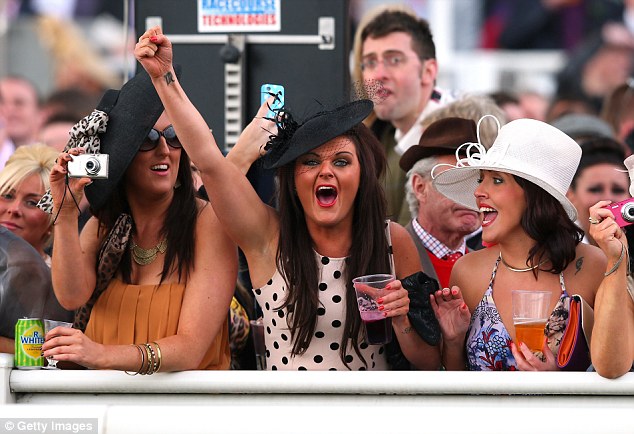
{"left": 174, "top": 179, "right": 181, "bottom": 189}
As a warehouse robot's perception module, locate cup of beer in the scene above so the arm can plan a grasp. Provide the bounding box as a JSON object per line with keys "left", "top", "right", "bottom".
{"left": 512, "top": 290, "right": 552, "bottom": 352}
{"left": 352, "top": 274, "right": 395, "bottom": 345}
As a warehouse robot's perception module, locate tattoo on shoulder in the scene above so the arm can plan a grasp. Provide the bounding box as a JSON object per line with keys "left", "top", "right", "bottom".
{"left": 164, "top": 72, "right": 175, "bottom": 85}
{"left": 402, "top": 326, "right": 413, "bottom": 334}
{"left": 575, "top": 257, "right": 584, "bottom": 274}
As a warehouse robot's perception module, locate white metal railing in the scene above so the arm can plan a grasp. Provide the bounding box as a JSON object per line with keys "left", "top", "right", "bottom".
{"left": 1, "top": 353, "right": 634, "bottom": 433}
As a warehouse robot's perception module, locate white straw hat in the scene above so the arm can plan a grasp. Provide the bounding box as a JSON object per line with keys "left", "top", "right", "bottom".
{"left": 432, "top": 117, "right": 581, "bottom": 221}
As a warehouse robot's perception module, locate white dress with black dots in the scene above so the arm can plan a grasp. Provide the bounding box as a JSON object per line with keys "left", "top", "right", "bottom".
{"left": 253, "top": 253, "right": 389, "bottom": 371}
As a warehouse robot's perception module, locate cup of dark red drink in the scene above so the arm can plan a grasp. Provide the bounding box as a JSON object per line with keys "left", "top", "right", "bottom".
{"left": 352, "top": 274, "right": 395, "bottom": 345}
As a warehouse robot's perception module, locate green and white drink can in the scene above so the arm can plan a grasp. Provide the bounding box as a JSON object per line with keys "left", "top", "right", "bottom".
{"left": 14, "top": 318, "right": 45, "bottom": 369}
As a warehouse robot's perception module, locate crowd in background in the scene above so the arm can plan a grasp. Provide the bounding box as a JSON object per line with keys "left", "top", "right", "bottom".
{"left": 0, "top": 0, "right": 633, "bottom": 377}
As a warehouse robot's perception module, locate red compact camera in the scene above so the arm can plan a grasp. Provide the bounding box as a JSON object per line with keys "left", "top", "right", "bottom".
{"left": 604, "top": 198, "right": 634, "bottom": 227}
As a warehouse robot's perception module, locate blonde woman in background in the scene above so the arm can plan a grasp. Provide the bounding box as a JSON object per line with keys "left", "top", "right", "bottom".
{"left": 0, "top": 143, "right": 58, "bottom": 265}
{"left": 0, "top": 143, "right": 72, "bottom": 353}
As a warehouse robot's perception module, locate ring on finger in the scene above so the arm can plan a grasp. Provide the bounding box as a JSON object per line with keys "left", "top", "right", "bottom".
{"left": 588, "top": 216, "right": 601, "bottom": 225}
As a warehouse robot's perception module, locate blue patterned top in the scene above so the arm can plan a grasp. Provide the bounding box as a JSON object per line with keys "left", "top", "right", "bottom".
{"left": 465, "top": 256, "right": 570, "bottom": 371}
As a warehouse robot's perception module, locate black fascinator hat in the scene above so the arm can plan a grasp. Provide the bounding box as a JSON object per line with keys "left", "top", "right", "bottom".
{"left": 262, "top": 99, "right": 374, "bottom": 169}
{"left": 85, "top": 65, "right": 182, "bottom": 211}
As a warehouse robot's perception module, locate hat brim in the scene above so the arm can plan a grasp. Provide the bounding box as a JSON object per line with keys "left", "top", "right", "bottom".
{"left": 400, "top": 147, "right": 465, "bottom": 172}
{"left": 263, "top": 99, "right": 373, "bottom": 169}
{"left": 433, "top": 165, "right": 578, "bottom": 221}
{"left": 85, "top": 65, "right": 182, "bottom": 212}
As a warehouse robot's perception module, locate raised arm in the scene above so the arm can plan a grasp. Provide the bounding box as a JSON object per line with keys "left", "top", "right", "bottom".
{"left": 134, "top": 27, "right": 278, "bottom": 264}
{"left": 226, "top": 97, "right": 277, "bottom": 175}
{"left": 49, "top": 149, "right": 101, "bottom": 310}
{"left": 588, "top": 201, "right": 634, "bottom": 378}
{"left": 161, "top": 203, "right": 238, "bottom": 370}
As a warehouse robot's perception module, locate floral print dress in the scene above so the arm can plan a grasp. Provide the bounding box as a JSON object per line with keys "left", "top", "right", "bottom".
{"left": 465, "top": 256, "right": 570, "bottom": 371}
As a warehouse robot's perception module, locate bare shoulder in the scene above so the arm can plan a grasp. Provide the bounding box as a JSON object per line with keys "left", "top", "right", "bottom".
{"left": 564, "top": 243, "right": 607, "bottom": 306}
{"left": 450, "top": 247, "right": 499, "bottom": 309}
{"left": 195, "top": 197, "right": 215, "bottom": 221}
{"left": 389, "top": 220, "right": 414, "bottom": 249}
{"left": 194, "top": 197, "right": 233, "bottom": 243}
{"left": 571, "top": 243, "right": 607, "bottom": 276}
{"left": 388, "top": 221, "right": 422, "bottom": 278}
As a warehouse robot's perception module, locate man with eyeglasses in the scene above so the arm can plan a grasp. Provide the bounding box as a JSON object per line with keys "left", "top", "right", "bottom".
{"left": 354, "top": 7, "right": 455, "bottom": 223}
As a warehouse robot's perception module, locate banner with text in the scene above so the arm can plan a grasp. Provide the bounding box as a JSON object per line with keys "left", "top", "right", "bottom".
{"left": 198, "top": 0, "right": 281, "bottom": 33}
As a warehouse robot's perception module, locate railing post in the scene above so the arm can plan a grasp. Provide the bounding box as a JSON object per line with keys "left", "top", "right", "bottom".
{"left": 0, "top": 353, "right": 15, "bottom": 404}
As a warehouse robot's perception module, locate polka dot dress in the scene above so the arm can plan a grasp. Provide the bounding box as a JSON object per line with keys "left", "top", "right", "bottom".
{"left": 254, "top": 253, "right": 388, "bottom": 371}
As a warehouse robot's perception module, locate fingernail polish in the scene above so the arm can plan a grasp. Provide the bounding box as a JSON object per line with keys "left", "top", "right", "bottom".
{"left": 150, "top": 36, "right": 158, "bottom": 42}
{"left": 378, "top": 305, "right": 385, "bottom": 311}
{"left": 377, "top": 298, "right": 383, "bottom": 304}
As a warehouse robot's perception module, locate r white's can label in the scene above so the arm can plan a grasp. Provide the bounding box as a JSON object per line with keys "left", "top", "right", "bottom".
{"left": 14, "top": 318, "right": 44, "bottom": 369}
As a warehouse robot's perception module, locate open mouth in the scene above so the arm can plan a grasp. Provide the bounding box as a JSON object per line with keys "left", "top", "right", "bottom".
{"left": 376, "top": 87, "right": 391, "bottom": 99}
{"left": 316, "top": 185, "right": 338, "bottom": 207}
{"left": 151, "top": 164, "right": 169, "bottom": 173}
{"left": 480, "top": 206, "right": 498, "bottom": 226}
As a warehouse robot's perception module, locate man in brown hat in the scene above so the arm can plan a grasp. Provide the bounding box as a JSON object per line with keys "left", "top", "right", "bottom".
{"left": 399, "top": 117, "right": 482, "bottom": 289}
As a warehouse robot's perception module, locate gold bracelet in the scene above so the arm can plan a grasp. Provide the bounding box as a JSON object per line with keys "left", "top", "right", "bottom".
{"left": 152, "top": 341, "right": 162, "bottom": 373}
{"left": 125, "top": 344, "right": 144, "bottom": 376}
{"left": 141, "top": 343, "right": 153, "bottom": 375}
{"left": 144, "top": 343, "right": 156, "bottom": 375}
{"left": 605, "top": 239, "right": 626, "bottom": 277}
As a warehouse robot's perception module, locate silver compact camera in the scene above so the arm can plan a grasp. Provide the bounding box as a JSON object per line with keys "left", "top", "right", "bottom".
{"left": 67, "top": 154, "right": 109, "bottom": 179}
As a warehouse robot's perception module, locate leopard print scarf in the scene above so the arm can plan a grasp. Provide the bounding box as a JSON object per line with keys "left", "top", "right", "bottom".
{"left": 73, "top": 213, "right": 132, "bottom": 331}
{"left": 37, "top": 109, "right": 108, "bottom": 214}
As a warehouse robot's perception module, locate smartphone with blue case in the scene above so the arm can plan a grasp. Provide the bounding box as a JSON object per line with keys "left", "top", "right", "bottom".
{"left": 260, "top": 84, "right": 284, "bottom": 118}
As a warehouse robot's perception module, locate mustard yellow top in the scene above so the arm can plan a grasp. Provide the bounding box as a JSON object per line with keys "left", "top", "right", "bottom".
{"left": 85, "top": 278, "right": 230, "bottom": 370}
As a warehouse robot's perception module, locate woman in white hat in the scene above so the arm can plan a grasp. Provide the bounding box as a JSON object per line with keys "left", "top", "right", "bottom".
{"left": 431, "top": 117, "right": 607, "bottom": 371}
{"left": 134, "top": 27, "right": 441, "bottom": 370}
{"left": 586, "top": 155, "right": 634, "bottom": 378}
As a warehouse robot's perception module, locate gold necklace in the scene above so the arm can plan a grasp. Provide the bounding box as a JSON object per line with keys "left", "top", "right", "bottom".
{"left": 499, "top": 252, "right": 547, "bottom": 273}
{"left": 130, "top": 238, "right": 167, "bottom": 266}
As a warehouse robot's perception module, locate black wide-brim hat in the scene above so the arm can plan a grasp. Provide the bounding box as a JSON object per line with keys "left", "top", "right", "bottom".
{"left": 84, "top": 65, "right": 182, "bottom": 212}
{"left": 263, "top": 99, "right": 374, "bottom": 169}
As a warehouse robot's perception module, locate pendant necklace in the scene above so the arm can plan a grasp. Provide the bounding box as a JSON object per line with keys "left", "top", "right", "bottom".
{"left": 499, "top": 252, "right": 547, "bottom": 273}
{"left": 130, "top": 238, "right": 168, "bottom": 266}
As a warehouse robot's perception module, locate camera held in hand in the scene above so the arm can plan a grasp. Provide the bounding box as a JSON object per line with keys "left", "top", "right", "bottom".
{"left": 67, "top": 154, "right": 109, "bottom": 179}
{"left": 604, "top": 198, "right": 634, "bottom": 227}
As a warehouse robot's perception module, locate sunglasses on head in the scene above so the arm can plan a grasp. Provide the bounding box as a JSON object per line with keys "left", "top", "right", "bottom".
{"left": 140, "top": 125, "right": 182, "bottom": 152}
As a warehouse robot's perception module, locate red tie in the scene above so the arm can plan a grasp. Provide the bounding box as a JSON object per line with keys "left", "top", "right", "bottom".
{"left": 443, "top": 252, "right": 463, "bottom": 263}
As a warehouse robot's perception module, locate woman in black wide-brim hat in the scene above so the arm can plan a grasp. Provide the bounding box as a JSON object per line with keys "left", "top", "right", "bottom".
{"left": 41, "top": 69, "right": 237, "bottom": 373}
{"left": 135, "top": 27, "right": 441, "bottom": 370}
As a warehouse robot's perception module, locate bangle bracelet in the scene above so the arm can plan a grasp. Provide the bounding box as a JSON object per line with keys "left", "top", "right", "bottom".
{"left": 141, "top": 343, "right": 153, "bottom": 375}
{"left": 144, "top": 343, "right": 156, "bottom": 375}
{"left": 605, "top": 239, "right": 626, "bottom": 277}
{"left": 152, "top": 341, "right": 162, "bottom": 373}
{"left": 125, "top": 344, "right": 144, "bottom": 376}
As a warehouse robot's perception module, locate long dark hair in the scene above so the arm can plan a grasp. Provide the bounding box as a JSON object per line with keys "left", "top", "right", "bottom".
{"left": 275, "top": 123, "right": 390, "bottom": 369}
{"left": 514, "top": 176, "right": 583, "bottom": 277}
{"left": 94, "top": 149, "right": 198, "bottom": 284}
